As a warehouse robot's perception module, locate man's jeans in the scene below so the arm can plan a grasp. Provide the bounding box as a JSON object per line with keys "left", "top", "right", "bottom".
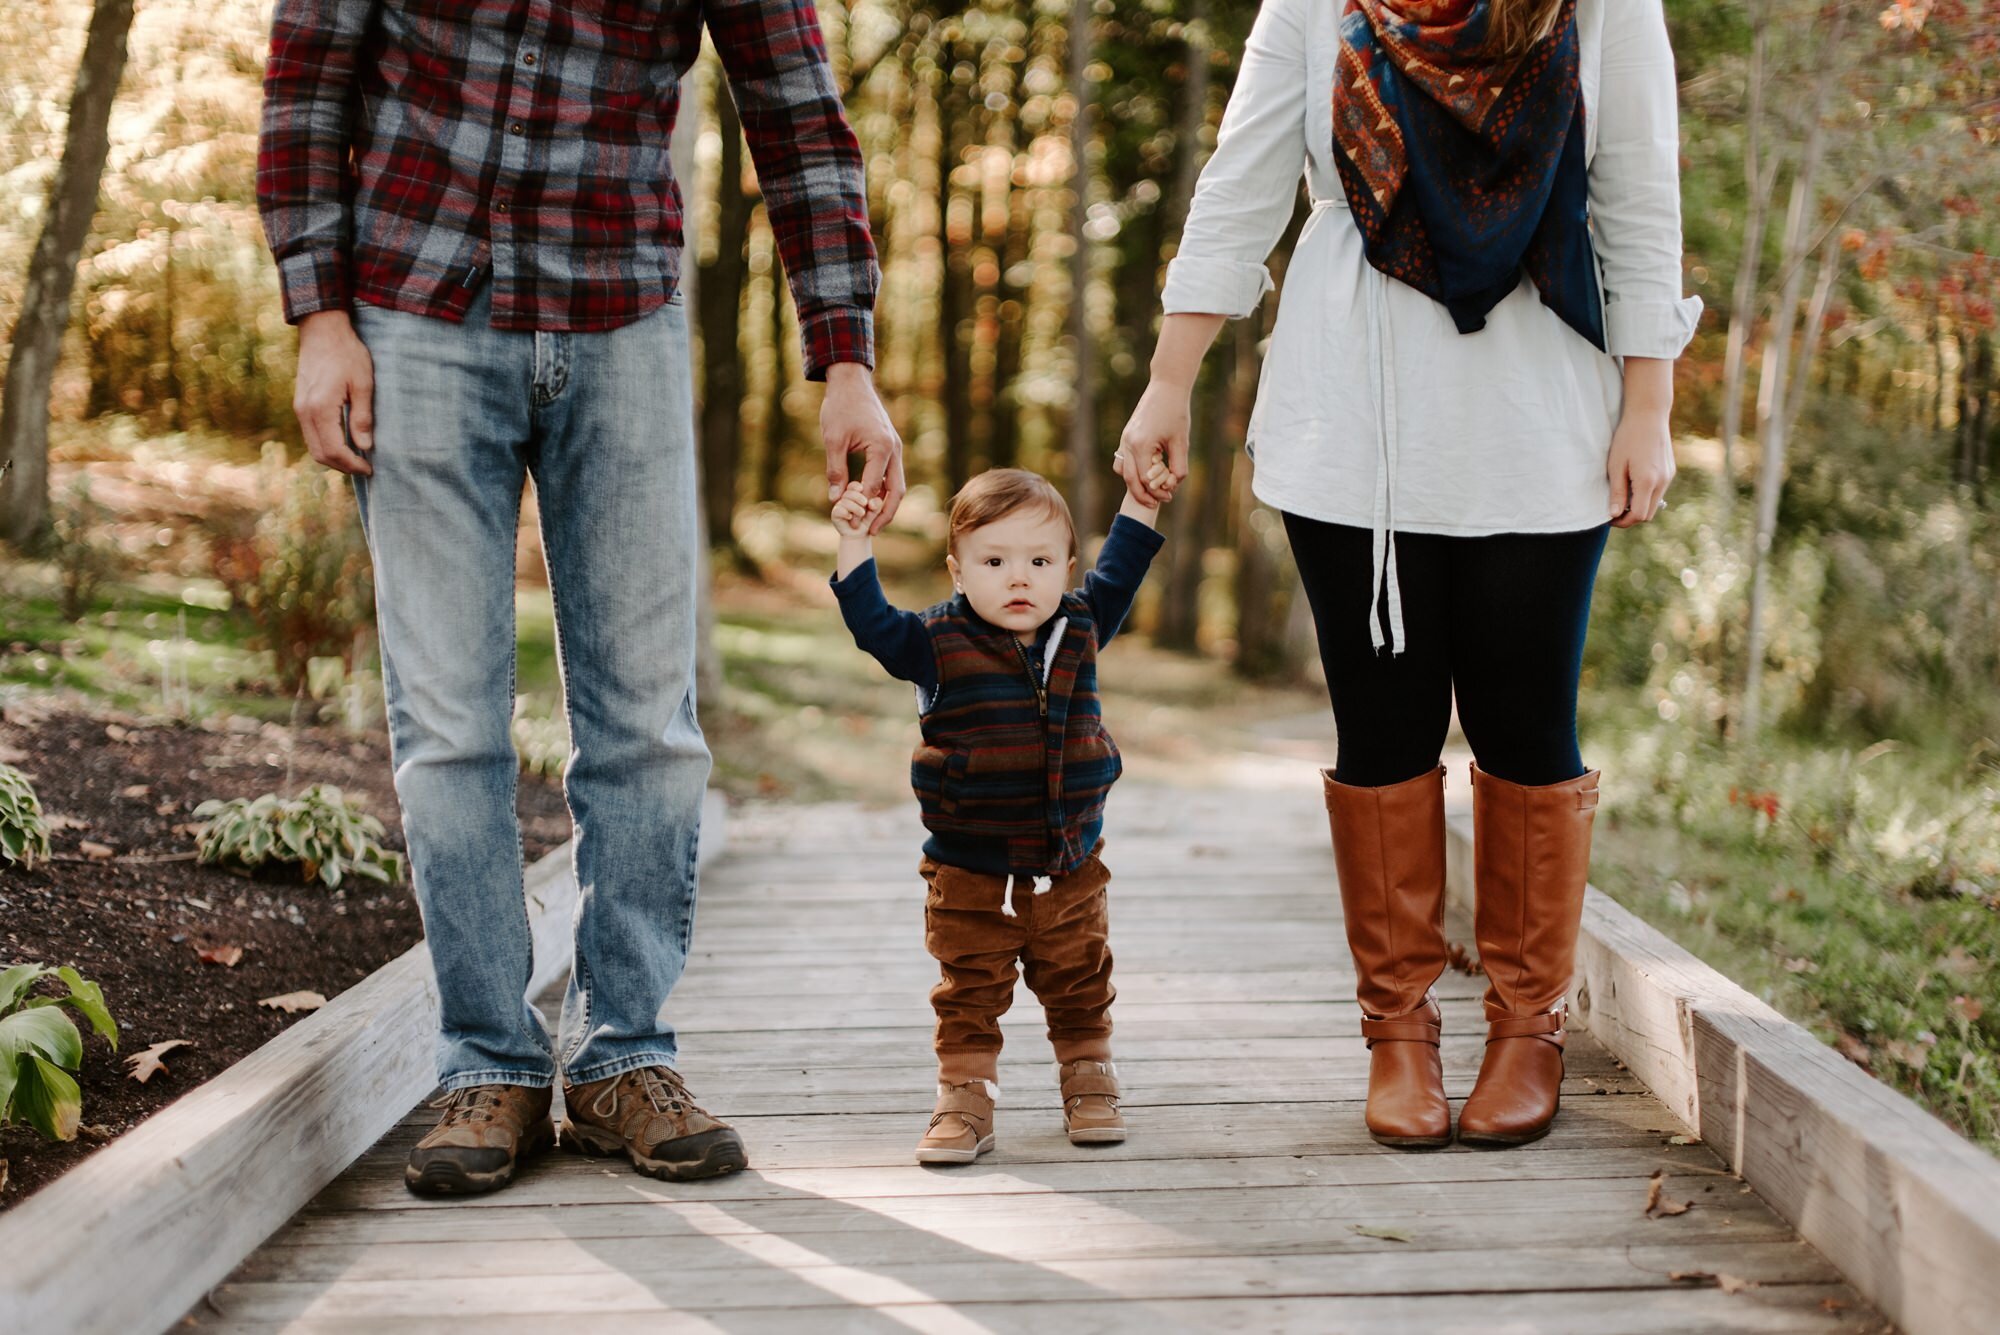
{"left": 351, "top": 287, "right": 710, "bottom": 1091}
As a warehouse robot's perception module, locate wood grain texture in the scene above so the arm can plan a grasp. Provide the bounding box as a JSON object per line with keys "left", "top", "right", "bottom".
{"left": 1446, "top": 805, "right": 2000, "bottom": 1335}
{"left": 0, "top": 792, "right": 727, "bottom": 1335}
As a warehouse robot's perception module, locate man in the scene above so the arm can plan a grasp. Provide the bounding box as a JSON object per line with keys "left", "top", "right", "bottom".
{"left": 257, "top": 0, "right": 902, "bottom": 1196}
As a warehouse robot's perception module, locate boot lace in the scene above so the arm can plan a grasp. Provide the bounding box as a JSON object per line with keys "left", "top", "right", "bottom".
{"left": 637, "top": 1066, "right": 695, "bottom": 1116}
{"left": 429, "top": 1086, "right": 503, "bottom": 1127}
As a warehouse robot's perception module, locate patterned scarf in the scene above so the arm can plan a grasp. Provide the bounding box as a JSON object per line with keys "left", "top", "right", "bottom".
{"left": 1332, "top": 0, "right": 1604, "bottom": 350}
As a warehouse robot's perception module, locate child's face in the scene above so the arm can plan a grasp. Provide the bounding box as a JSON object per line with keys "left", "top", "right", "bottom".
{"left": 947, "top": 508, "right": 1076, "bottom": 639}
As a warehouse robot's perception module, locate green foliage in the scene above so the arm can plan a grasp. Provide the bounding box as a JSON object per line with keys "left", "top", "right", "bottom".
{"left": 0, "top": 964, "right": 118, "bottom": 1143}
{"left": 1587, "top": 722, "right": 2000, "bottom": 1147}
{"left": 0, "top": 764, "right": 53, "bottom": 869}
{"left": 207, "top": 449, "right": 375, "bottom": 695}
{"left": 45, "top": 476, "right": 127, "bottom": 622}
{"left": 193, "top": 783, "right": 404, "bottom": 889}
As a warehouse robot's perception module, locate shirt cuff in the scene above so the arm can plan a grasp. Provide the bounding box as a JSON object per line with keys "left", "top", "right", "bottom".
{"left": 829, "top": 557, "right": 882, "bottom": 600}
{"left": 801, "top": 305, "right": 877, "bottom": 382}
{"left": 1161, "top": 256, "right": 1275, "bottom": 319}
{"left": 276, "top": 250, "right": 352, "bottom": 325}
{"left": 1604, "top": 294, "right": 1705, "bottom": 361}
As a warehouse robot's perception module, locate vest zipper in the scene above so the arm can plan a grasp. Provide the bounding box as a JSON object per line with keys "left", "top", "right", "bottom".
{"left": 1015, "top": 639, "right": 1048, "bottom": 718}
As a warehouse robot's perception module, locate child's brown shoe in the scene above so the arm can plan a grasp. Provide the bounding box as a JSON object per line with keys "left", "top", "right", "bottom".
{"left": 916, "top": 1079, "right": 997, "bottom": 1164}
{"left": 1058, "top": 1059, "right": 1126, "bottom": 1144}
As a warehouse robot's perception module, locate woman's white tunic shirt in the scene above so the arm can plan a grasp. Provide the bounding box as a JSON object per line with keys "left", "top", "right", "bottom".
{"left": 1161, "top": 0, "right": 1702, "bottom": 651}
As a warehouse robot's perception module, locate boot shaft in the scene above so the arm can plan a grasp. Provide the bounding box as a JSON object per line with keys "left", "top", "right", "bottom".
{"left": 1470, "top": 763, "right": 1599, "bottom": 1021}
{"left": 1321, "top": 765, "right": 1449, "bottom": 1019}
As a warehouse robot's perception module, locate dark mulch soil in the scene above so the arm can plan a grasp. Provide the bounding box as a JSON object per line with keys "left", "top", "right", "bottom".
{"left": 0, "top": 704, "right": 572, "bottom": 1208}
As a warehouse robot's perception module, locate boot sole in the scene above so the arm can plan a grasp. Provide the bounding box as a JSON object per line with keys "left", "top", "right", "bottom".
{"left": 1456, "top": 1123, "right": 1553, "bottom": 1149}
{"left": 562, "top": 1121, "right": 750, "bottom": 1180}
{"left": 1369, "top": 1130, "right": 1454, "bottom": 1150}
{"left": 404, "top": 1120, "right": 555, "bottom": 1196}
{"left": 915, "top": 1133, "right": 996, "bottom": 1165}
{"left": 1066, "top": 1126, "right": 1127, "bottom": 1145}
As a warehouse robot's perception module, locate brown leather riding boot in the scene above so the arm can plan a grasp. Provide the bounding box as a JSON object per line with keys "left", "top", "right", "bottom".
{"left": 1321, "top": 766, "right": 1452, "bottom": 1149}
{"left": 1457, "top": 763, "right": 1599, "bottom": 1147}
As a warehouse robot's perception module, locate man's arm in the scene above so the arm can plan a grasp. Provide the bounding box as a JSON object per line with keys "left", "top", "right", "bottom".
{"left": 258, "top": 0, "right": 379, "bottom": 474}
{"left": 704, "top": 0, "right": 903, "bottom": 531}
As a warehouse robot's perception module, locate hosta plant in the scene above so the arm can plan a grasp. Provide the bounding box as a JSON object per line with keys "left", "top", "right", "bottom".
{"left": 0, "top": 964, "right": 118, "bottom": 1142}
{"left": 194, "top": 784, "right": 405, "bottom": 889}
{"left": 0, "top": 764, "right": 52, "bottom": 869}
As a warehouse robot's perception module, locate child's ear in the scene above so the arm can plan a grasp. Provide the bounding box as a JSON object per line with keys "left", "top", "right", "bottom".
{"left": 946, "top": 553, "right": 960, "bottom": 590}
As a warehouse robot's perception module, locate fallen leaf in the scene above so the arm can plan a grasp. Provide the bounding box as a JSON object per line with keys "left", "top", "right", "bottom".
{"left": 155, "top": 802, "right": 178, "bottom": 817}
{"left": 119, "top": 784, "right": 151, "bottom": 799}
{"left": 259, "top": 990, "right": 328, "bottom": 1014}
{"left": 79, "top": 840, "right": 116, "bottom": 860}
{"left": 196, "top": 944, "right": 244, "bottom": 967}
{"left": 104, "top": 724, "right": 130, "bottom": 742}
{"left": 78, "top": 1122, "right": 115, "bottom": 1141}
{"left": 1820, "top": 1298, "right": 1850, "bottom": 1313}
{"left": 1349, "top": 1224, "right": 1413, "bottom": 1243}
{"left": 0, "top": 1158, "right": 7, "bottom": 1192}
{"left": 1781, "top": 957, "right": 1817, "bottom": 974}
{"left": 1668, "top": 1133, "right": 1700, "bottom": 1146}
{"left": 1941, "top": 946, "right": 1978, "bottom": 980}
{"left": 1644, "top": 1170, "right": 1694, "bottom": 1218}
{"left": 126, "top": 1039, "right": 193, "bottom": 1083}
{"left": 45, "top": 812, "right": 88, "bottom": 832}
{"left": 1949, "top": 995, "right": 1984, "bottom": 1023}
{"left": 1446, "top": 941, "right": 1485, "bottom": 975}
{"left": 1835, "top": 1032, "right": 1873, "bottom": 1070}
{"left": 1716, "top": 1273, "right": 1754, "bottom": 1294}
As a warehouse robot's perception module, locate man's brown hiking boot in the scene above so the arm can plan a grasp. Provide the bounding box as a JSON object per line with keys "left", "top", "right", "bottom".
{"left": 915, "top": 1079, "right": 997, "bottom": 1165}
{"left": 1058, "top": 1059, "right": 1126, "bottom": 1144}
{"left": 404, "top": 1083, "right": 555, "bottom": 1196}
{"left": 562, "top": 1065, "right": 749, "bottom": 1181}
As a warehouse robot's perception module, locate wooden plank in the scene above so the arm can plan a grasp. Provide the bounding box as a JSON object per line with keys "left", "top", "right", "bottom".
{"left": 181, "top": 1284, "right": 1882, "bottom": 1335}
{"left": 0, "top": 796, "right": 725, "bottom": 1335}
{"left": 1445, "top": 806, "right": 2000, "bottom": 1335}
{"left": 197, "top": 1245, "right": 1854, "bottom": 1321}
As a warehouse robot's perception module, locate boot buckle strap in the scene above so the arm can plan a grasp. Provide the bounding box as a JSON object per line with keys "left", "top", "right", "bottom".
{"left": 1060, "top": 1072, "right": 1121, "bottom": 1098}
{"left": 1487, "top": 1010, "right": 1567, "bottom": 1043}
{"left": 1360, "top": 1015, "right": 1442, "bottom": 1046}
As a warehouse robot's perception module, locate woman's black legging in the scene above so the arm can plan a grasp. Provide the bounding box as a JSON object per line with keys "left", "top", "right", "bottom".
{"left": 1283, "top": 513, "right": 1610, "bottom": 789}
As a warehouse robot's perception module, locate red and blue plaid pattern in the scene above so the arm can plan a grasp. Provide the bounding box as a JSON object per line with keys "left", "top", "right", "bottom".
{"left": 258, "top": 0, "right": 877, "bottom": 378}
{"left": 1333, "top": 0, "right": 1603, "bottom": 350}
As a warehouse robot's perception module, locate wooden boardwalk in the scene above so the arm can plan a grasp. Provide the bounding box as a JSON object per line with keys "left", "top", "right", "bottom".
{"left": 188, "top": 787, "right": 1882, "bottom": 1333}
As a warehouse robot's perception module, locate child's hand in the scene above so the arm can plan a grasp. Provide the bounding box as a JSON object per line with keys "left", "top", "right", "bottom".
{"left": 1112, "top": 445, "right": 1174, "bottom": 508}
{"left": 832, "top": 481, "right": 884, "bottom": 538}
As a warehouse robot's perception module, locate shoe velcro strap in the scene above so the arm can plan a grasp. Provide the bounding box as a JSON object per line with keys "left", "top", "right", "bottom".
{"left": 1487, "top": 1012, "right": 1566, "bottom": 1043}
{"left": 1060, "top": 1072, "right": 1121, "bottom": 1099}
{"left": 1360, "top": 1015, "right": 1441, "bottom": 1046}
{"left": 934, "top": 1087, "right": 993, "bottom": 1117}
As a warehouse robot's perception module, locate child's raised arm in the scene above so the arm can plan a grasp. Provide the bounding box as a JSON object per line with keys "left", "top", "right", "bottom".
{"left": 830, "top": 483, "right": 938, "bottom": 693}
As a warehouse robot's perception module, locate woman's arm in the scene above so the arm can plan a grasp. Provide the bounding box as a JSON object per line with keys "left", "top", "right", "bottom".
{"left": 1120, "top": 0, "right": 1310, "bottom": 505}
{"left": 1589, "top": 0, "right": 1702, "bottom": 528}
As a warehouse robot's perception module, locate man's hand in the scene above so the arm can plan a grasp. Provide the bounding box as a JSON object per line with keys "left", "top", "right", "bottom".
{"left": 295, "top": 310, "right": 376, "bottom": 476}
{"left": 1111, "top": 445, "right": 1173, "bottom": 529}
{"left": 821, "top": 362, "right": 904, "bottom": 535}
{"left": 1117, "top": 378, "right": 1193, "bottom": 507}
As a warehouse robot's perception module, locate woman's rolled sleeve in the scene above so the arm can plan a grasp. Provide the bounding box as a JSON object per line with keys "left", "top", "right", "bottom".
{"left": 1587, "top": 0, "right": 1704, "bottom": 360}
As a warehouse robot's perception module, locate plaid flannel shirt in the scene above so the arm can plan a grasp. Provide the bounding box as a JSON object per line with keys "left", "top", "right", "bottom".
{"left": 257, "top": 0, "right": 877, "bottom": 377}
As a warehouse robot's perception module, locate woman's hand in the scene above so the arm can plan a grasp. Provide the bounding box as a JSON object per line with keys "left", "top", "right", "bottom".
{"left": 1607, "top": 357, "right": 1675, "bottom": 528}
{"left": 1118, "top": 380, "right": 1193, "bottom": 507}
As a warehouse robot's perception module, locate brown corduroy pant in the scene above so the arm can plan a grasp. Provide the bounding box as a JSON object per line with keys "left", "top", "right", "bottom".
{"left": 920, "top": 844, "right": 1116, "bottom": 1084}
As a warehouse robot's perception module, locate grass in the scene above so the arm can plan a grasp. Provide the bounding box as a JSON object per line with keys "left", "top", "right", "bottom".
{"left": 1582, "top": 711, "right": 2000, "bottom": 1150}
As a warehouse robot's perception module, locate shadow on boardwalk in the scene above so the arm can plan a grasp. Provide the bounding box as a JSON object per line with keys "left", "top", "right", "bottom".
{"left": 186, "top": 788, "right": 1885, "bottom": 1333}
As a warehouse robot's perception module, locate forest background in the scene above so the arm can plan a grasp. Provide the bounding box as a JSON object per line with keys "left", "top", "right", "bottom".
{"left": 0, "top": 0, "right": 1996, "bottom": 1149}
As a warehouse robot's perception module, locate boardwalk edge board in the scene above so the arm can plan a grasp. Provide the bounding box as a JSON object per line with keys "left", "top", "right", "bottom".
{"left": 1445, "top": 809, "right": 2000, "bottom": 1335}
{"left": 0, "top": 791, "right": 728, "bottom": 1335}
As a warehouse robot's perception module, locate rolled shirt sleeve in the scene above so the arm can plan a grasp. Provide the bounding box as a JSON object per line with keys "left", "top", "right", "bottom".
{"left": 1160, "top": 0, "right": 1309, "bottom": 320}
{"left": 1587, "top": 0, "right": 1704, "bottom": 360}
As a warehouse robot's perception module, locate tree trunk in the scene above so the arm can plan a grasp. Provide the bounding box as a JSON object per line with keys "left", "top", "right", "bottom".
{"left": 1064, "top": 0, "right": 1099, "bottom": 536}
{"left": 698, "top": 80, "right": 753, "bottom": 559}
{"left": 1739, "top": 4, "right": 1847, "bottom": 745}
{"left": 1783, "top": 236, "right": 1840, "bottom": 436}
{"left": 1716, "top": 2, "right": 1773, "bottom": 502}
{"left": 0, "top": 0, "right": 138, "bottom": 547}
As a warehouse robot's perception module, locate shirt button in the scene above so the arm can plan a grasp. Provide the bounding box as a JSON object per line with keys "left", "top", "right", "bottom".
{"left": 495, "top": 201, "right": 509, "bottom": 214}
{"left": 521, "top": 51, "right": 537, "bottom": 65}
{"left": 510, "top": 122, "right": 524, "bottom": 135}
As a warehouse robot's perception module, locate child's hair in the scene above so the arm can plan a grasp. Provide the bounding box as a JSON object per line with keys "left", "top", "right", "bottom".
{"left": 947, "top": 469, "right": 1077, "bottom": 558}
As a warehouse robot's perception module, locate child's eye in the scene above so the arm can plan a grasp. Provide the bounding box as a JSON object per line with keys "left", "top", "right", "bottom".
{"left": 1032, "top": 558, "right": 1050, "bottom": 567}
{"left": 984, "top": 558, "right": 1002, "bottom": 567}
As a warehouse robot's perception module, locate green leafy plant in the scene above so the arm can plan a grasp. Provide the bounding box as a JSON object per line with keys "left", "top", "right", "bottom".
{"left": 193, "top": 784, "right": 405, "bottom": 889}
{"left": 46, "top": 476, "right": 127, "bottom": 622}
{"left": 0, "top": 965, "right": 118, "bottom": 1142}
{"left": 0, "top": 764, "right": 53, "bottom": 869}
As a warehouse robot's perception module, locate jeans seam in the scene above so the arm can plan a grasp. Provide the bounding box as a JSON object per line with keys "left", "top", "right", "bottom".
{"left": 441, "top": 1069, "right": 556, "bottom": 1092}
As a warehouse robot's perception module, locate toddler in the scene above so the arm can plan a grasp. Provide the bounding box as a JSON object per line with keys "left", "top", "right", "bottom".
{"left": 830, "top": 461, "right": 1166, "bottom": 1163}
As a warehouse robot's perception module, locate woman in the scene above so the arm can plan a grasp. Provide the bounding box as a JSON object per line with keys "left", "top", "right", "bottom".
{"left": 1116, "top": 0, "right": 1699, "bottom": 1148}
